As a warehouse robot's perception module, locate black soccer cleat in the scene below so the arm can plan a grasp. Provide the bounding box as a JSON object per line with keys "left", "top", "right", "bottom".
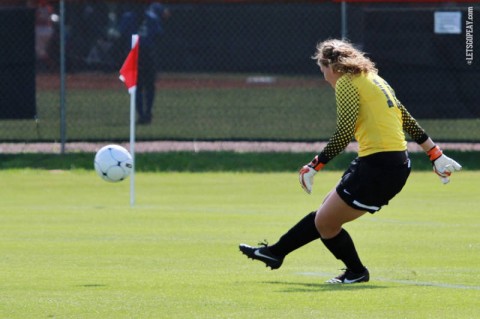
{"left": 326, "top": 267, "right": 370, "bottom": 284}
{"left": 239, "top": 243, "right": 284, "bottom": 270}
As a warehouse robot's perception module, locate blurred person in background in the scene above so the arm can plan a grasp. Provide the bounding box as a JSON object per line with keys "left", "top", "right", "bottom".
{"left": 136, "top": 2, "right": 170, "bottom": 125}
{"left": 28, "top": 0, "right": 55, "bottom": 71}
{"left": 67, "top": 2, "right": 109, "bottom": 71}
{"left": 118, "top": 2, "right": 170, "bottom": 125}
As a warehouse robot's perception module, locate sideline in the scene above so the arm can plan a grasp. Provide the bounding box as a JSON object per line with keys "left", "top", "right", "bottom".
{"left": 1, "top": 141, "right": 479, "bottom": 154}
{"left": 298, "top": 272, "right": 480, "bottom": 290}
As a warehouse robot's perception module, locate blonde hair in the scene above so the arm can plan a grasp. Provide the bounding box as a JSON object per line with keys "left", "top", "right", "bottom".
{"left": 312, "top": 39, "right": 377, "bottom": 75}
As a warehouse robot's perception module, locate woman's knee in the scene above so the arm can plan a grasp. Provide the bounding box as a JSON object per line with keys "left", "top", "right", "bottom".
{"left": 314, "top": 213, "right": 342, "bottom": 239}
{"left": 314, "top": 190, "right": 365, "bottom": 239}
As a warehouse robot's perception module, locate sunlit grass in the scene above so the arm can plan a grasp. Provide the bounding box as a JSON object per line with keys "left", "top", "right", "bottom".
{"left": 0, "top": 170, "right": 478, "bottom": 318}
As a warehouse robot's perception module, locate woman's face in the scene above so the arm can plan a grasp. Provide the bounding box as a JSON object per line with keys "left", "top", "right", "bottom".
{"left": 319, "top": 63, "right": 340, "bottom": 88}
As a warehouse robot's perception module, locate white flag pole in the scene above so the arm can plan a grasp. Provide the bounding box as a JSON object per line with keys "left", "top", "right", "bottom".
{"left": 129, "top": 34, "right": 139, "bottom": 207}
{"left": 129, "top": 86, "right": 136, "bottom": 207}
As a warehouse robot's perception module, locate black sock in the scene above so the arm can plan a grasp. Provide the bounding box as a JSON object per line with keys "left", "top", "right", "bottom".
{"left": 268, "top": 212, "right": 320, "bottom": 258}
{"left": 321, "top": 228, "right": 365, "bottom": 274}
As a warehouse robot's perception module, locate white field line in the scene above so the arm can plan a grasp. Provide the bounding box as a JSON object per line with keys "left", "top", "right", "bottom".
{"left": 298, "top": 272, "right": 480, "bottom": 290}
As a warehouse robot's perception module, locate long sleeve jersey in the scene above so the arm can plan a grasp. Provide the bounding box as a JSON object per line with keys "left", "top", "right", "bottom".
{"left": 317, "top": 72, "right": 428, "bottom": 164}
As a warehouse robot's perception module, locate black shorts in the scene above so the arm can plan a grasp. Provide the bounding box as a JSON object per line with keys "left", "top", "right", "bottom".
{"left": 336, "top": 151, "right": 411, "bottom": 213}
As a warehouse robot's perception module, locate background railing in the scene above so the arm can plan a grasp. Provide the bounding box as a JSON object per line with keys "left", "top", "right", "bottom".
{"left": 1, "top": 1, "right": 478, "bottom": 144}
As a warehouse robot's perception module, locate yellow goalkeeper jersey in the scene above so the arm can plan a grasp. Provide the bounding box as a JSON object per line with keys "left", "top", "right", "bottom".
{"left": 318, "top": 72, "right": 428, "bottom": 163}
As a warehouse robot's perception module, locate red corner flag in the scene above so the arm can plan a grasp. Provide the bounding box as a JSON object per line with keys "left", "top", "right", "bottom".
{"left": 119, "top": 37, "right": 139, "bottom": 94}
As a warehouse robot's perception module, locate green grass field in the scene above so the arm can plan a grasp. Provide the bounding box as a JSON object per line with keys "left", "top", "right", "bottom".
{"left": 2, "top": 72, "right": 480, "bottom": 141}
{"left": 1, "top": 169, "right": 479, "bottom": 318}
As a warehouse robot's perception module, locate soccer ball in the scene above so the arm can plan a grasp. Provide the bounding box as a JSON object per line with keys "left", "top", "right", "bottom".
{"left": 94, "top": 144, "right": 133, "bottom": 182}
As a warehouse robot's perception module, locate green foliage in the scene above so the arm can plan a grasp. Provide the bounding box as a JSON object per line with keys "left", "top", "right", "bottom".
{"left": 0, "top": 170, "right": 479, "bottom": 318}
{"left": 0, "top": 150, "right": 478, "bottom": 172}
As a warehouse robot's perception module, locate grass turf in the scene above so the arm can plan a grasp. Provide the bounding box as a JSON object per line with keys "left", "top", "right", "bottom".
{"left": 2, "top": 82, "right": 480, "bottom": 141}
{"left": 0, "top": 150, "right": 479, "bottom": 171}
{"left": 0, "top": 169, "right": 479, "bottom": 318}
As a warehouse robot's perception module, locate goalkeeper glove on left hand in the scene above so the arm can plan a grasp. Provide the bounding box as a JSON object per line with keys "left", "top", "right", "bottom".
{"left": 299, "top": 155, "right": 325, "bottom": 194}
{"left": 427, "top": 145, "right": 462, "bottom": 184}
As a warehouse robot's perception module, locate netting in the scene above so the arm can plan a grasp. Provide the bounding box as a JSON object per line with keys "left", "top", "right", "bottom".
{"left": 1, "top": 1, "right": 478, "bottom": 143}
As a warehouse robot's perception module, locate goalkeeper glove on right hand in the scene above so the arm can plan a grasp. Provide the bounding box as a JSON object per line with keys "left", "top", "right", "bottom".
{"left": 427, "top": 145, "right": 462, "bottom": 184}
{"left": 299, "top": 155, "right": 325, "bottom": 194}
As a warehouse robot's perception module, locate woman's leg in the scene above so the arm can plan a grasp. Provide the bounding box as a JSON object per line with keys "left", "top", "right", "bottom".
{"left": 315, "top": 189, "right": 365, "bottom": 239}
{"left": 315, "top": 190, "right": 367, "bottom": 274}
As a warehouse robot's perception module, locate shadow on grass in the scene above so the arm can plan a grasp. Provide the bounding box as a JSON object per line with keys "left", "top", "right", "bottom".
{"left": 263, "top": 281, "right": 387, "bottom": 292}
{"left": 78, "top": 284, "right": 107, "bottom": 288}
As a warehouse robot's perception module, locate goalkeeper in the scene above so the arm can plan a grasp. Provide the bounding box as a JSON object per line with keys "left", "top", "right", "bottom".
{"left": 239, "top": 39, "right": 462, "bottom": 284}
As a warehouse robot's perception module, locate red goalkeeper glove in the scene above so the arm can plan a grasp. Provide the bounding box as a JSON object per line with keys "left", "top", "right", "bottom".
{"left": 427, "top": 145, "right": 462, "bottom": 184}
{"left": 299, "top": 155, "right": 325, "bottom": 194}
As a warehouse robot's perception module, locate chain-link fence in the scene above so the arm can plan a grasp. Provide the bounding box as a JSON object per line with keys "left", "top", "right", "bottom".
{"left": 1, "top": 1, "right": 479, "bottom": 144}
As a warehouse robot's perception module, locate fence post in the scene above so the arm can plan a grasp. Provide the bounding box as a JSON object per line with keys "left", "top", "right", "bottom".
{"left": 341, "top": 1, "right": 348, "bottom": 40}
{"left": 59, "top": 0, "right": 66, "bottom": 154}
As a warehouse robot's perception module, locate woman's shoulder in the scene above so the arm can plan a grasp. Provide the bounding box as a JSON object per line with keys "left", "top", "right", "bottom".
{"left": 337, "top": 73, "right": 364, "bottom": 89}
{"left": 348, "top": 72, "right": 386, "bottom": 86}
{"left": 336, "top": 72, "right": 382, "bottom": 94}
{"left": 335, "top": 74, "right": 359, "bottom": 96}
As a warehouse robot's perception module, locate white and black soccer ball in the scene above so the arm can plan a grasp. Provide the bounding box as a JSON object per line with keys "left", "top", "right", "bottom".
{"left": 94, "top": 144, "right": 133, "bottom": 182}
